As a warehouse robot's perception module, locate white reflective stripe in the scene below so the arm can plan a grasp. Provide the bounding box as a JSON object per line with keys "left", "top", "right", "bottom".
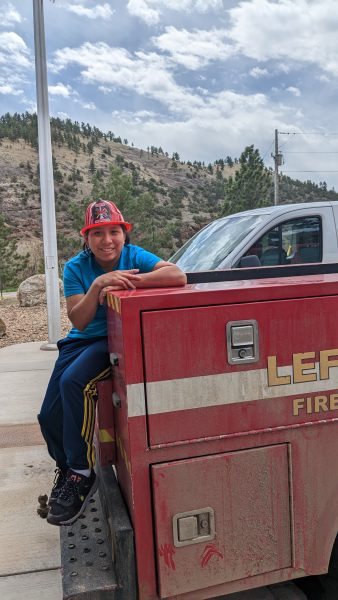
{"left": 127, "top": 383, "right": 146, "bottom": 417}
{"left": 137, "top": 363, "right": 338, "bottom": 416}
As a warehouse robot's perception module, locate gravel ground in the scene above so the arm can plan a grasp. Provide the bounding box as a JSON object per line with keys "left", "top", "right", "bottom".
{"left": 0, "top": 296, "right": 71, "bottom": 349}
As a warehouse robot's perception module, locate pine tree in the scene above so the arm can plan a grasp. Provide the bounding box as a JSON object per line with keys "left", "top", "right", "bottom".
{"left": 0, "top": 215, "right": 30, "bottom": 297}
{"left": 221, "top": 145, "right": 272, "bottom": 216}
{"left": 92, "top": 165, "right": 134, "bottom": 218}
{"left": 89, "top": 167, "right": 162, "bottom": 252}
{"left": 89, "top": 158, "right": 96, "bottom": 174}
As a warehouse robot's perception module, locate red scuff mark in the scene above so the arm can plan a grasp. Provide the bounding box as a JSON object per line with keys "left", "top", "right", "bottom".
{"left": 159, "top": 543, "right": 176, "bottom": 570}
{"left": 153, "top": 473, "right": 165, "bottom": 487}
{"left": 201, "top": 543, "right": 224, "bottom": 568}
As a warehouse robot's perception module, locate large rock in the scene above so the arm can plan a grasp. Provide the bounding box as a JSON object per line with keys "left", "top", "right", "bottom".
{"left": 0, "top": 318, "right": 6, "bottom": 337}
{"left": 18, "top": 274, "right": 63, "bottom": 307}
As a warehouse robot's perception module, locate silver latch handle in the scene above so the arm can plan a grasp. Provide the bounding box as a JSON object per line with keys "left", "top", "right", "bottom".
{"left": 173, "top": 507, "right": 215, "bottom": 547}
{"left": 226, "top": 320, "right": 259, "bottom": 365}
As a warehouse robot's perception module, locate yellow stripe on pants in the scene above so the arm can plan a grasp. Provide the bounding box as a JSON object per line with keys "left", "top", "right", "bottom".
{"left": 81, "top": 367, "right": 110, "bottom": 468}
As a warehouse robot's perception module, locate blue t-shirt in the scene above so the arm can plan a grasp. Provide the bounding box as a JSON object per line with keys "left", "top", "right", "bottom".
{"left": 63, "top": 244, "right": 161, "bottom": 339}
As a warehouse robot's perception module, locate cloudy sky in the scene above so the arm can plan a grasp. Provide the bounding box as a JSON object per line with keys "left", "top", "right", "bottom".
{"left": 2, "top": 0, "right": 338, "bottom": 189}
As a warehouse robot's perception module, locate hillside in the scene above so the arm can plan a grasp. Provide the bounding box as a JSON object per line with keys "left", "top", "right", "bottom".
{"left": 0, "top": 113, "right": 230, "bottom": 261}
{"left": 1, "top": 112, "right": 338, "bottom": 281}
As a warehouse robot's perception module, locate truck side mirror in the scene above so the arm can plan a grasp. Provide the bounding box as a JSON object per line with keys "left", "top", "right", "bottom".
{"left": 238, "top": 255, "right": 261, "bottom": 268}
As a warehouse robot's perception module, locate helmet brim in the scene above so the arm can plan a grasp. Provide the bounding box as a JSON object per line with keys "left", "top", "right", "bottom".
{"left": 80, "top": 220, "right": 133, "bottom": 236}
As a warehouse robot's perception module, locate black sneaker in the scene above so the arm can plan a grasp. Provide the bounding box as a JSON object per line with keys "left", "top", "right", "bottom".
{"left": 47, "top": 469, "right": 98, "bottom": 526}
{"left": 48, "top": 468, "right": 67, "bottom": 508}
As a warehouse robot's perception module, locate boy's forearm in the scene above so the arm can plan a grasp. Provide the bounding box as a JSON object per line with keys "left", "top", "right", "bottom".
{"left": 135, "top": 265, "right": 187, "bottom": 288}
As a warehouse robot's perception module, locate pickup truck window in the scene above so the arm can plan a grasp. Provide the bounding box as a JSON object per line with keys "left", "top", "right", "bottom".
{"left": 246, "top": 216, "right": 322, "bottom": 266}
{"left": 171, "top": 213, "right": 266, "bottom": 271}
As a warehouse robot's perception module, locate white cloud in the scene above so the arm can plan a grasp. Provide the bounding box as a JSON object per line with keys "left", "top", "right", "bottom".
{"left": 22, "top": 98, "right": 37, "bottom": 113}
{"left": 127, "top": 0, "right": 159, "bottom": 25}
{"left": 0, "top": 3, "right": 22, "bottom": 27}
{"left": 48, "top": 81, "right": 95, "bottom": 109}
{"left": 0, "top": 83, "right": 22, "bottom": 95}
{"left": 80, "top": 101, "right": 96, "bottom": 110}
{"left": 0, "top": 32, "right": 30, "bottom": 68}
{"left": 107, "top": 91, "right": 297, "bottom": 167}
{"left": 196, "top": 86, "right": 209, "bottom": 95}
{"left": 286, "top": 86, "right": 301, "bottom": 97}
{"left": 278, "top": 63, "right": 291, "bottom": 74}
{"left": 228, "top": 0, "right": 338, "bottom": 77}
{"left": 152, "top": 26, "right": 233, "bottom": 69}
{"left": 133, "top": 109, "right": 158, "bottom": 119}
{"left": 250, "top": 67, "right": 269, "bottom": 78}
{"left": 127, "top": 0, "right": 223, "bottom": 25}
{"left": 48, "top": 82, "right": 75, "bottom": 97}
{"left": 53, "top": 38, "right": 302, "bottom": 139}
{"left": 98, "top": 85, "right": 113, "bottom": 94}
{"left": 65, "top": 2, "right": 114, "bottom": 20}
{"left": 52, "top": 42, "right": 205, "bottom": 115}
{"left": 116, "top": 88, "right": 281, "bottom": 147}
{"left": 111, "top": 108, "right": 159, "bottom": 123}
{"left": 318, "top": 74, "right": 330, "bottom": 83}
{"left": 57, "top": 111, "right": 71, "bottom": 120}
{"left": 157, "top": 0, "right": 223, "bottom": 10}
{"left": 0, "top": 31, "right": 31, "bottom": 97}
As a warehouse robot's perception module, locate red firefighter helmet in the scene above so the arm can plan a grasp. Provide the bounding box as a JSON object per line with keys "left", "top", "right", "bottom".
{"left": 80, "top": 199, "right": 132, "bottom": 236}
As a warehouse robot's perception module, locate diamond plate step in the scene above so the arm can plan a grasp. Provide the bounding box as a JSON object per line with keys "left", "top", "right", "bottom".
{"left": 60, "top": 492, "right": 118, "bottom": 600}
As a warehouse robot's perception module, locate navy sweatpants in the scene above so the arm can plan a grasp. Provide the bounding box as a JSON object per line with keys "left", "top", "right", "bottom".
{"left": 38, "top": 337, "right": 110, "bottom": 471}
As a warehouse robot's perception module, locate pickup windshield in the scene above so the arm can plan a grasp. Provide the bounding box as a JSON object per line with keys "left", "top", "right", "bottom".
{"left": 171, "top": 213, "right": 267, "bottom": 271}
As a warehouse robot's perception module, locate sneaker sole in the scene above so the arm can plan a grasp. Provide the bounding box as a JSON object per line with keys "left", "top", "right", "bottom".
{"left": 47, "top": 476, "right": 99, "bottom": 526}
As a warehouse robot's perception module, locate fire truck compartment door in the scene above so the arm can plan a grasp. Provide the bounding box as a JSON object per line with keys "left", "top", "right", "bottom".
{"left": 141, "top": 297, "right": 337, "bottom": 446}
{"left": 152, "top": 444, "right": 292, "bottom": 598}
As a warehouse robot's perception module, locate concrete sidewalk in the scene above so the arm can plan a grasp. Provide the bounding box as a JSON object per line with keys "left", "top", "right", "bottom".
{"left": 0, "top": 342, "right": 62, "bottom": 600}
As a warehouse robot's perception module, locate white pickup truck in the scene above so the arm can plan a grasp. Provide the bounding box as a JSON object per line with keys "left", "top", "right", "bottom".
{"left": 171, "top": 201, "right": 338, "bottom": 272}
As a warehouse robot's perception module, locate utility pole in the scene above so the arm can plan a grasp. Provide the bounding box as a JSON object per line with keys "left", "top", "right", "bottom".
{"left": 271, "top": 129, "right": 284, "bottom": 205}
{"left": 33, "top": 0, "right": 61, "bottom": 349}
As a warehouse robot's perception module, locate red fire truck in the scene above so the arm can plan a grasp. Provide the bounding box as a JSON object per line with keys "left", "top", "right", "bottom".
{"left": 60, "top": 263, "right": 338, "bottom": 600}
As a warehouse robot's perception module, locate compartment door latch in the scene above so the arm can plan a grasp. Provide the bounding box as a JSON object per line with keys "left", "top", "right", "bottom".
{"left": 226, "top": 319, "right": 259, "bottom": 364}
{"left": 173, "top": 507, "right": 215, "bottom": 547}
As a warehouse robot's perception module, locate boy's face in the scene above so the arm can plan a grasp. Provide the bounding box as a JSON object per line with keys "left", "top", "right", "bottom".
{"left": 87, "top": 224, "right": 126, "bottom": 268}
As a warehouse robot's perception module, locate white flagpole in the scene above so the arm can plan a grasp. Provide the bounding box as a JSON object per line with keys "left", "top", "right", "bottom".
{"left": 32, "top": 0, "right": 61, "bottom": 349}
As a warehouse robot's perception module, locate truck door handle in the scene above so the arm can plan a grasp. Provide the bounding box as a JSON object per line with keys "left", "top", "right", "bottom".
{"left": 226, "top": 320, "right": 259, "bottom": 365}
{"left": 173, "top": 507, "right": 215, "bottom": 547}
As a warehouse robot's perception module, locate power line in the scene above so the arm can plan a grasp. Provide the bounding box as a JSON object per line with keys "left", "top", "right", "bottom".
{"left": 271, "top": 129, "right": 338, "bottom": 192}
{"left": 283, "top": 151, "right": 338, "bottom": 154}
{"left": 283, "top": 170, "right": 338, "bottom": 173}
{"left": 279, "top": 131, "right": 338, "bottom": 136}
{"left": 262, "top": 140, "right": 274, "bottom": 161}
